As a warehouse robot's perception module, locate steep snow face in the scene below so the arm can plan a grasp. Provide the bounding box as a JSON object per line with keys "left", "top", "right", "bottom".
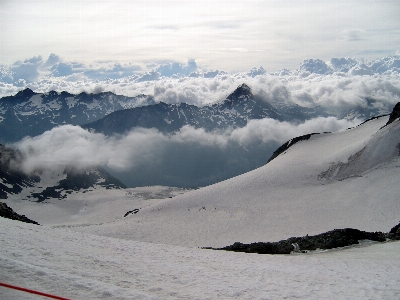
{"left": 70, "top": 115, "right": 400, "bottom": 247}
{"left": 321, "top": 120, "right": 400, "bottom": 180}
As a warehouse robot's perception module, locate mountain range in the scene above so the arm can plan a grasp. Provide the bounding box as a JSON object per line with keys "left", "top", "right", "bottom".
{"left": 0, "top": 88, "right": 154, "bottom": 143}
{"left": 82, "top": 84, "right": 327, "bottom": 135}
{"left": 1, "top": 83, "right": 396, "bottom": 189}
{"left": 0, "top": 101, "right": 399, "bottom": 299}
{"left": 0, "top": 83, "right": 392, "bottom": 145}
{"left": 68, "top": 111, "right": 400, "bottom": 247}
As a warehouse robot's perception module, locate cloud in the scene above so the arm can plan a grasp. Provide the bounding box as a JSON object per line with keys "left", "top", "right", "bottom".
{"left": 43, "top": 53, "right": 62, "bottom": 67}
{"left": 1, "top": 54, "right": 400, "bottom": 118}
{"left": 0, "top": 66, "right": 14, "bottom": 84}
{"left": 10, "top": 56, "right": 43, "bottom": 82}
{"left": 203, "top": 70, "right": 228, "bottom": 78}
{"left": 230, "top": 117, "right": 358, "bottom": 146}
{"left": 156, "top": 59, "right": 198, "bottom": 77}
{"left": 4, "top": 66, "right": 399, "bottom": 114}
{"left": 136, "top": 70, "right": 160, "bottom": 82}
{"left": 327, "top": 57, "right": 360, "bottom": 73}
{"left": 13, "top": 116, "right": 357, "bottom": 179}
{"left": 299, "top": 59, "right": 331, "bottom": 75}
{"left": 50, "top": 62, "right": 78, "bottom": 77}
{"left": 13, "top": 125, "right": 166, "bottom": 173}
{"left": 247, "top": 66, "right": 266, "bottom": 77}
{"left": 341, "top": 29, "right": 365, "bottom": 41}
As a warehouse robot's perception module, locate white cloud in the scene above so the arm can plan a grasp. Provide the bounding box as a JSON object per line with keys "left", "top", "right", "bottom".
{"left": 230, "top": 117, "right": 358, "bottom": 146}
{"left": 9, "top": 56, "right": 43, "bottom": 82}
{"left": 13, "top": 115, "right": 358, "bottom": 176}
{"left": 13, "top": 125, "right": 166, "bottom": 173}
{"left": 1, "top": 54, "right": 400, "bottom": 119}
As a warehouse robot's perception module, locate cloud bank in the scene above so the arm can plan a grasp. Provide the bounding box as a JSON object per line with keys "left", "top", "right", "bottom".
{"left": 13, "top": 116, "right": 359, "bottom": 187}
{"left": 1, "top": 54, "right": 400, "bottom": 115}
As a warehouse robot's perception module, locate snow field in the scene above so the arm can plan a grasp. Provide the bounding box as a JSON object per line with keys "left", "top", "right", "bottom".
{"left": 2, "top": 115, "right": 400, "bottom": 299}
{"left": 70, "top": 116, "right": 400, "bottom": 247}
{"left": 1, "top": 218, "right": 400, "bottom": 300}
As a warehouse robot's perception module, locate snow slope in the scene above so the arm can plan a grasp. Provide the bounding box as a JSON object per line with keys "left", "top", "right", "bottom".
{"left": 66, "top": 115, "right": 400, "bottom": 247}
{"left": 1, "top": 114, "right": 400, "bottom": 299}
{"left": 1, "top": 217, "right": 400, "bottom": 300}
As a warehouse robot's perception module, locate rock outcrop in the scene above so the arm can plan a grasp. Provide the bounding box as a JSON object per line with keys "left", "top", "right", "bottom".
{"left": 267, "top": 133, "right": 320, "bottom": 163}
{"left": 385, "top": 102, "right": 400, "bottom": 126}
{"left": 208, "top": 224, "right": 400, "bottom": 255}
{"left": 0, "top": 202, "right": 40, "bottom": 225}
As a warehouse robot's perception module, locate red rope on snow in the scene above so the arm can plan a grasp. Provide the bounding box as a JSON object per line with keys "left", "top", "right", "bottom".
{"left": 0, "top": 282, "right": 70, "bottom": 300}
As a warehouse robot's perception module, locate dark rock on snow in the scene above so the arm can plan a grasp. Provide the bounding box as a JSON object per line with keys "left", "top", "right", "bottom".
{"left": 210, "top": 224, "right": 400, "bottom": 254}
{"left": 385, "top": 102, "right": 400, "bottom": 126}
{"left": 267, "top": 133, "right": 320, "bottom": 163}
{"left": 0, "top": 202, "right": 40, "bottom": 225}
{"left": 388, "top": 222, "right": 400, "bottom": 240}
{"left": 124, "top": 208, "right": 140, "bottom": 217}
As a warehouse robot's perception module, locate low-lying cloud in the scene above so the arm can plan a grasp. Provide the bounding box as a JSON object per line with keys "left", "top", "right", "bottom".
{"left": 14, "top": 117, "right": 358, "bottom": 178}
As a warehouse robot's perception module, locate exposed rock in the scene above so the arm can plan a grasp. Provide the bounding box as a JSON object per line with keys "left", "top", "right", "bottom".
{"left": 0, "top": 144, "right": 40, "bottom": 199}
{"left": 210, "top": 227, "right": 392, "bottom": 255}
{"left": 124, "top": 208, "right": 140, "bottom": 217}
{"left": 0, "top": 202, "right": 40, "bottom": 225}
{"left": 267, "top": 133, "right": 320, "bottom": 163}
{"left": 385, "top": 102, "right": 400, "bottom": 126}
{"left": 387, "top": 221, "right": 400, "bottom": 240}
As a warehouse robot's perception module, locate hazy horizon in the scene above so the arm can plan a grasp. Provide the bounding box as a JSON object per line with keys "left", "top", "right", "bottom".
{"left": 1, "top": 0, "right": 399, "bottom": 72}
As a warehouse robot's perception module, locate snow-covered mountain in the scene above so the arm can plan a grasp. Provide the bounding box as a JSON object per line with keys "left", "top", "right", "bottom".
{"left": 0, "top": 144, "right": 125, "bottom": 201}
{"left": 4, "top": 104, "right": 399, "bottom": 245}
{"left": 78, "top": 83, "right": 387, "bottom": 188}
{"left": 0, "top": 88, "right": 155, "bottom": 143}
{"left": 64, "top": 113, "right": 399, "bottom": 248}
{"left": 1, "top": 105, "right": 399, "bottom": 299}
{"left": 82, "top": 83, "right": 327, "bottom": 135}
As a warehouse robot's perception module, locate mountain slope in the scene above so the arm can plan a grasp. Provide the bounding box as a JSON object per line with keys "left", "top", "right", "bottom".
{"left": 0, "top": 88, "right": 154, "bottom": 143}
{"left": 1, "top": 112, "right": 400, "bottom": 300}
{"left": 72, "top": 114, "right": 400, "bottom": 247}
{"left": 82, "top": 84, "right": 325, "bottom": 135}
{"left": 0, "top": 144, "right": 125, "bottom": 201}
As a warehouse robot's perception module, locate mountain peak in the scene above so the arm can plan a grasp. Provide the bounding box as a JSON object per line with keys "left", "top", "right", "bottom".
{"left": 225, "top": 83, "right": 252, "bottom": 103}
{"left": 235, "top": 83, "right": 251, "bottom": 94}
{"left": 15, "top": 88, "right": 35, "bottom": 98}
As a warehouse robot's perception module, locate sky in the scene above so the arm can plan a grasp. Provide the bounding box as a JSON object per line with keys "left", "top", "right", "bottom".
{"left": 1, "top": 0, "right": 400, "bottom": 72}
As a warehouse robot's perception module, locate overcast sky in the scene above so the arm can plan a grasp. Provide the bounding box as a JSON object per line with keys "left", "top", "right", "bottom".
{"left": 1, "top": 0, "right": 399, "bottom": 72}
